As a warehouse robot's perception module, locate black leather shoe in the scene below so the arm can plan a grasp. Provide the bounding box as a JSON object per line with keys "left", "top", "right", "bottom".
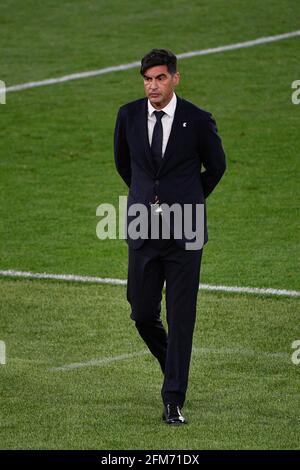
{"left": 162, "top": 404, "right": 187, "bottom": 425}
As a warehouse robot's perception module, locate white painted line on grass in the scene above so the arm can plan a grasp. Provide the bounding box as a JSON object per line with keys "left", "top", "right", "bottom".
{"left": 6, "top": 61, "right": 140, "bottom": 93}
{"left": 197, "top": 284, "right": 300, "bottom": 298}
{"left": 0, "top": 269, "right": 299, "bottom": 298}
{"left": 6, "top": 30, "right": 300, "bottom": 93}
{"left": 50, "top": 346, "right": 289, "bottom": 372}
{"left": 193, "top": 346, "right": 289, "bottom": 360}
{"left": 0, "top": 269, "right": 126, "bottom": 286}
{"left": 50, "top": 351, "right": 149, "bottom": 371}
{"left": 0, "top": 341, "right": 6, "bottom": 365}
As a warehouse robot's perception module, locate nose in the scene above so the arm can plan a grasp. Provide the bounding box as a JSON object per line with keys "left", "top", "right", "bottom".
{"left": 150, "top": 79, "right": 158, "bottom": 90}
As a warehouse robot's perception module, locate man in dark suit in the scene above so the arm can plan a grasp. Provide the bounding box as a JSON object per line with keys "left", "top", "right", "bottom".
{"left": 114, "top": 49, "right": 226, "bottom": 425}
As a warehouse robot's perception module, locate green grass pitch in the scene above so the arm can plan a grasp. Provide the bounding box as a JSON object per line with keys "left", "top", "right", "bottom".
{"left": 0, "top": 0, "right": 299, "bottom": 449}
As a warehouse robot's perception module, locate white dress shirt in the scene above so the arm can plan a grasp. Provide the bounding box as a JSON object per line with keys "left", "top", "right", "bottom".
{"left": 147, "top": 93, "right": 177, "bottom": 157}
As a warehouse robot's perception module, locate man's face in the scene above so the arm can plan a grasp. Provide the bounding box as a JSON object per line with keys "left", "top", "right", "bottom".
{"left": 143, "top": 65, "right": 180, "bottom": 109}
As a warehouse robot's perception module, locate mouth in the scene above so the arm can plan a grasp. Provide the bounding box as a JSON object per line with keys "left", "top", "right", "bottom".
{"left": 149, "top": 93, "right": 160, "bottom": 98}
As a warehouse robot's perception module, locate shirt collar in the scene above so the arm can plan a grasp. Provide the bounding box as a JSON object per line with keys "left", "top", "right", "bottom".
{"left": 148, "top": 92, "right": 177, "bottom": 117}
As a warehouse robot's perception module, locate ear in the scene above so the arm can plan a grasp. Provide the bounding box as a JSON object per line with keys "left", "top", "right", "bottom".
{"left": 173, "top": 72, "right": 180, "bottom": 86}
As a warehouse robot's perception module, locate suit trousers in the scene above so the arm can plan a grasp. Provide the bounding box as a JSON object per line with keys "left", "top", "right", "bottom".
{"left": 127, "top": 229, "right": 203, "bottom": 407}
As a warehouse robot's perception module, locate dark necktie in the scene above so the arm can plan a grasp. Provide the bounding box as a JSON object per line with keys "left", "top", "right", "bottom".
{"left": 151, "top": 110, "right": 165, "bottom": 172}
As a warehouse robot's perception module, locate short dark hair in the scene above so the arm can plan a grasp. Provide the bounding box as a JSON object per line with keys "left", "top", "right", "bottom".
{"left": 140, "top": 49, "right": 177, "bottom": 76}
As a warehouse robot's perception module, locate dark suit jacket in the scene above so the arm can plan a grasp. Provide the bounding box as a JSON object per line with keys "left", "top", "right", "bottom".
{"left": 114, "top": 94, "right": 226, "bottom": 250}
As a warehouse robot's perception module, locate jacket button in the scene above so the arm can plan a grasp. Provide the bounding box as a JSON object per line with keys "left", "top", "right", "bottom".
{"left": 155, "top": 180, "right": 159, "bottom": 186}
